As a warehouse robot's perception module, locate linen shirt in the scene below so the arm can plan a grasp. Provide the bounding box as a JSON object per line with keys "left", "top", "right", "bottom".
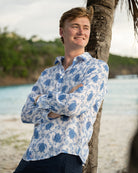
{"left": 21, "top": 52, "right": 109, "bottom": 163}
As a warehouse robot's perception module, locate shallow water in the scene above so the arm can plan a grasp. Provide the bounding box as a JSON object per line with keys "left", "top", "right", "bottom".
{"left": 0, "top": 76, "right": 138, "bottom": 117}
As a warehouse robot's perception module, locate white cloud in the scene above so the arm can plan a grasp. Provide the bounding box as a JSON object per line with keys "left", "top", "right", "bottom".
{"left": 0, "top": 0, "right": 85, "bottom": 39}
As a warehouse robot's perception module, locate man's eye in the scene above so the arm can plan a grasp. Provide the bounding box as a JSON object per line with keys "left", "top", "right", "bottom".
{"left": 84, "top": 27, "right": 89, "bottom": 30}
{"left": 72, "top": 25, "right": 78, "bottom": 28}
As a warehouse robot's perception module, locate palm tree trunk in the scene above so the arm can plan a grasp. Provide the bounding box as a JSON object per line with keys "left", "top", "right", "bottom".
{"left": 83, "top": 1, "right": 115, "bottom": 173}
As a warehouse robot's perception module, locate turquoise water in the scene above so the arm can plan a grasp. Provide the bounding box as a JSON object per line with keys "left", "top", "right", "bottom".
{"left": 0, "top": 84, "right": 33, "bottom": 116}
{"left": 103, "top": 78, "right": 138, "bottom": 116}
{"left": 0, "top": 77, "right": 138, "bottom": 117}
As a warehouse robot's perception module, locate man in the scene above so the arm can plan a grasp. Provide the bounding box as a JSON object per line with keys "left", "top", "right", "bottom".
{"left": 14, "top": 7, "right": 109, "bottom": 173}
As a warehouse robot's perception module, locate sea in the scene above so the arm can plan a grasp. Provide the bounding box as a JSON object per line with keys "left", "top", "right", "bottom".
{"left": 0, "top": 75, "right": 138, "bottom": 118}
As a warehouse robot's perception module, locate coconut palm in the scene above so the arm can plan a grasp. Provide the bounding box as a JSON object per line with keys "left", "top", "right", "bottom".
{"left": 83, "top": 0, "right": 138, "bottom": 173}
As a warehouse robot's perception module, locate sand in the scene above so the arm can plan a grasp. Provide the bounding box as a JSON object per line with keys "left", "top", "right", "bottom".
{"left": 0, "top": 115, "right": 137, "bottom": 173}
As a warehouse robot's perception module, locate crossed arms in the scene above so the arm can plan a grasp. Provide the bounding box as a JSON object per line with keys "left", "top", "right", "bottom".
{"left": 35, "top": 84, "right": 83, "bottom": 119}
{"left": 21, "top": 63, "right": 108, "bottom": 124}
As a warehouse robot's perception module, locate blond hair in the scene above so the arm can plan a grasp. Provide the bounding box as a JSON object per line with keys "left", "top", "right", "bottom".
{"left": 59, "top": 7, "right": 94, "bottom": 43}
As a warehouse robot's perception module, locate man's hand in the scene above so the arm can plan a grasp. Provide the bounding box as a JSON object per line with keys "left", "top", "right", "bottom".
{"left": 48, "top": 84, "right": 83, "bottom": 119}
{"left": 35, "top": 95, "right": 42, "bottom": 104}
{"left": 48, "top": 112, "right": 61, "bottom": 119}
{"left": 69, "top": 83, "right": 83, "bottom": 93}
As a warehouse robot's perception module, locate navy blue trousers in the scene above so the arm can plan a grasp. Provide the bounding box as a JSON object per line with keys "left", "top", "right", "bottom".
{"left": 13, "top": 153, "right": 82, "bottom": 173}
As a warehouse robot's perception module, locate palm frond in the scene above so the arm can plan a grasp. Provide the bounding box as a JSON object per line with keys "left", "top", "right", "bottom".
{"left": 115, "top": 0, "right": 120, "bottom": 8}
{"left": 127, "top": 0, "right": 138, "bottom": 38}
{"left": 118, "top": 0, "right": 138, "bottom": 39}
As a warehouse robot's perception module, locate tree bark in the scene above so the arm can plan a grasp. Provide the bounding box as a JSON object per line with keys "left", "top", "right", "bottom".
{"left": 83, "top": 1, "right": 115, "bottom": 173}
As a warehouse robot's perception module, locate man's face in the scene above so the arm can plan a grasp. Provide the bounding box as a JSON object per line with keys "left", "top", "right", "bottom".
{"left": 60, "top": 17, "right": 90, "bottom": 50}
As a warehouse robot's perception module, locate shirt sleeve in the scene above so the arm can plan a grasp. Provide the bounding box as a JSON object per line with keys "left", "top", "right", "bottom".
{"left": 36, "top": 62, "right": 109, "bottom": 117}
{"left": 21, "top": 75, "right": 50, "bottom": 124}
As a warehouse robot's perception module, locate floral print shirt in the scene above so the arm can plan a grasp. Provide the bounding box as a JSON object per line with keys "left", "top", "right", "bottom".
{"left": 21, "top": 52, "right": 109, "bottom": 163}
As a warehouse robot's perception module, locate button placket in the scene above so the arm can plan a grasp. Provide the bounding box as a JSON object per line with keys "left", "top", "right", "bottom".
{"left": 55, "top": 69, "right": 65, "bottom": 91}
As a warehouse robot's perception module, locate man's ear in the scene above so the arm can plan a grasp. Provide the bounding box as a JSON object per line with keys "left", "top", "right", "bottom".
{"left": 59, "top": 27, "right": 63, "bottom": 37}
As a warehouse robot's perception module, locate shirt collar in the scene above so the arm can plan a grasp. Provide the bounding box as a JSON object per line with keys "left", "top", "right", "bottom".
{"left": 55, "top": 52, "right": 92, "bottom": 65}
{"left": 55, "top": 56, "right": 64, "bottom": 65}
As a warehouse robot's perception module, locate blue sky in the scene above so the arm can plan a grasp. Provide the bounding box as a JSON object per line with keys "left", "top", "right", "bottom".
{"left": 0, "top": 0, "right": 137, "bottom": 57}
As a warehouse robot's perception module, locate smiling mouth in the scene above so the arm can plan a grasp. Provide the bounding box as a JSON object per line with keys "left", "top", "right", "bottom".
{"left": 74, "top": 37, "right": 85, "bottom": 40}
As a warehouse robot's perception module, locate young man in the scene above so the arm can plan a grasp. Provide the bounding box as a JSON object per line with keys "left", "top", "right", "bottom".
{"left": 14, "top": 7, "right": 109, "bottom": 173}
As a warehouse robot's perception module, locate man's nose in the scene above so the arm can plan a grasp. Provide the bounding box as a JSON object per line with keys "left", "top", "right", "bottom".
{"left": 78, "top": 27, "right": 84, "bottom": 34}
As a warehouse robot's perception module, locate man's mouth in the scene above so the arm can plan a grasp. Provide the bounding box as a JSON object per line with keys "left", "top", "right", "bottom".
{"left": 74, "top": 37, "right": 84, "bottom": 40}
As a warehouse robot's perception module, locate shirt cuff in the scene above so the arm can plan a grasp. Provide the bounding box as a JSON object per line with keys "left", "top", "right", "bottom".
{"left": 36, "top": 95, "right": 50, "bottom": 110}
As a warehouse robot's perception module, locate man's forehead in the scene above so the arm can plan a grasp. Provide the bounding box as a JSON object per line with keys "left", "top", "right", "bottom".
{"left": 66, "top": 17, "right": 90, "bottom": 25}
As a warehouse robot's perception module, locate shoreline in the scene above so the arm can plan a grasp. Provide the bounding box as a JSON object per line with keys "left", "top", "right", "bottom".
{"left": 0, "top": 115, "right": 137, "bottom": 173}
{"left": 0, "top": 76, "right": 35, "bottom": 87}
{"left": 0, "top": 75, "right": 137, "bottom": 87}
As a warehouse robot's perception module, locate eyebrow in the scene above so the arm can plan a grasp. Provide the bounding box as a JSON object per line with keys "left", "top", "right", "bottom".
{"left": 71, "top": 23, "right": 90, "bottom": 28}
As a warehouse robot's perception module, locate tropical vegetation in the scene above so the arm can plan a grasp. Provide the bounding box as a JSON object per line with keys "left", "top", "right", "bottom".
{"left": 0, "top": 28, "right": 137, "bottom": 81}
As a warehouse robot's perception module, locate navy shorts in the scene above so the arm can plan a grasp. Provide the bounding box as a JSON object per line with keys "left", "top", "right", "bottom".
{"left": 13, "top": 153, "right": 82, "bottom": 173}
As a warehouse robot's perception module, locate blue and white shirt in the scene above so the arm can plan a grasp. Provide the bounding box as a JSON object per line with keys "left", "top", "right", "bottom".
{"left": 21, "top": 52, "right": 109, "bottom": 163}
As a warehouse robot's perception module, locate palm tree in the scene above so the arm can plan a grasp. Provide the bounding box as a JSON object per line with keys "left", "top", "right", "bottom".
{"left": 83, "top": 0, "right": 138, "bottom": 173}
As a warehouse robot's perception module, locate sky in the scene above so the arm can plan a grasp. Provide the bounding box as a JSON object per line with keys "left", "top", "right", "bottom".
{"left": 0, "top": 0, "right": 137, "bottom": 58}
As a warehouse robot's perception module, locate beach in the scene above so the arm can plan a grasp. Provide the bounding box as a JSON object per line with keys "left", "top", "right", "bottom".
{"left": 0, "top": 115, "right": 137, "bottom": 173}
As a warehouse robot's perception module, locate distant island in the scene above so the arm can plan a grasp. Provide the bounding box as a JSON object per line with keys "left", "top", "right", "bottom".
{"left": 0, "top": 28, "right": 138, "bottom": 86}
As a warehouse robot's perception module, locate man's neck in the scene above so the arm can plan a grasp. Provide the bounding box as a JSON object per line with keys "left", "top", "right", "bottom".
{"left": 63, "top": 49, "right": 84, "bottom": 70}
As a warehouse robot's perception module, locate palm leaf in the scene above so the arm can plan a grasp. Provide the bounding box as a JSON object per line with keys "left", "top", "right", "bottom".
{"left": 127, "top": 0, "right": 138, "bottom": 38}
{"left": 115, "top": 0, "right": 138, "bottom": 39}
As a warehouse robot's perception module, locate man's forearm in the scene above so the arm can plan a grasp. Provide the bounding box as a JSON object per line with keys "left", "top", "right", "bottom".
{"left": 47, "top": 84, "right": 83, "bottom": 119}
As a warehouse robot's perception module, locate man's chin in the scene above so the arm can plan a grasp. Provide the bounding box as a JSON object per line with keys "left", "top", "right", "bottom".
{"left": 74, "top": 43, "right": 87, "bottom": 49}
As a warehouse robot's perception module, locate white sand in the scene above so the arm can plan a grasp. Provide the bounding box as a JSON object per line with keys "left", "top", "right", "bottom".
{"left": 98, "top": 115, "right": 137, "bottom": 173}
{"left": 0, "top": 115, "right": 137, "bottom": 173}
